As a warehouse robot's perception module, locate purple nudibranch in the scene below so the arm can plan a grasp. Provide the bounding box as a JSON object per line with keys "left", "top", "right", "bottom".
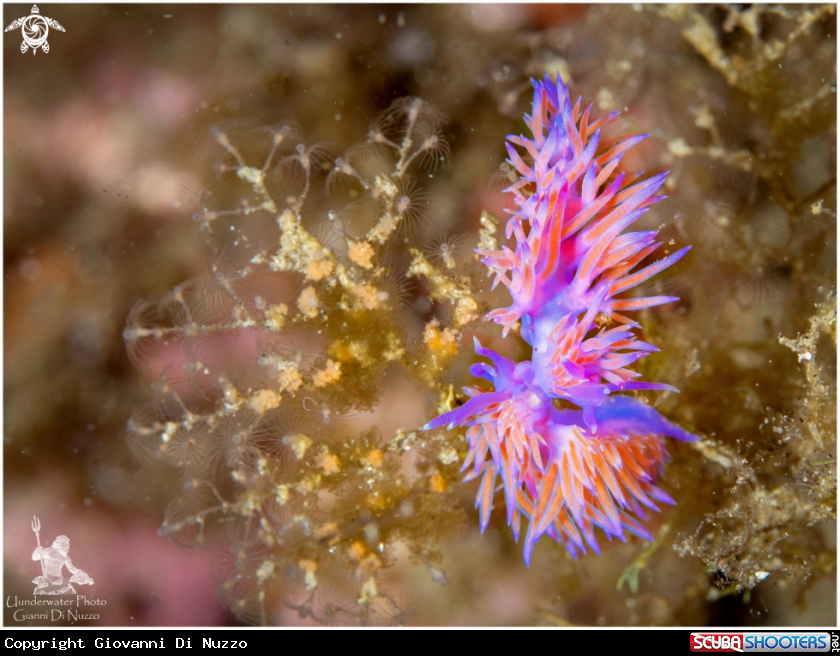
{"left": 425, "top": 74, "right": 699, "bottom": 565}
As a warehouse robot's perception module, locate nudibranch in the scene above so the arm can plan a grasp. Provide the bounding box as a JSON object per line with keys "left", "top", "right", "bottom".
{"left": 425, "top": 74, "right": 699, "bottom": 565}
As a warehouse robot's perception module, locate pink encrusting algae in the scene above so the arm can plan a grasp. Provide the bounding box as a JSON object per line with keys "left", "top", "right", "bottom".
{"left": 424, "top": 74, "right": 700, "bottom": 565}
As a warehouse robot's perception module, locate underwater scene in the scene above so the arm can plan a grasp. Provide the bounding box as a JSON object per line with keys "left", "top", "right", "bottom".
{"left": 4, "top": 4, "right": 836, "bottom": 626}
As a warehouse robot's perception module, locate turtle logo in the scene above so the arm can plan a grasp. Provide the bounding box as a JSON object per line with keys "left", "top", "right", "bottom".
{"left": 5, "top": 5, "right": 65, "bottom": 55}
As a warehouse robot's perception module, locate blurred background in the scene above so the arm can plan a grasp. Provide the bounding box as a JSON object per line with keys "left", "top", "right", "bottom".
{"left": 4, "top": 4, "right": 836, "bottom": 626}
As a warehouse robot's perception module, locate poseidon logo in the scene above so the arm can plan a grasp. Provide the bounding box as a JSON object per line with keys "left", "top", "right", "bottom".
{"left": 30, "top": 516, "right": 94, "bottom": 595}
{"left": 5, "top": 5, "right": 65, "bottom": 55}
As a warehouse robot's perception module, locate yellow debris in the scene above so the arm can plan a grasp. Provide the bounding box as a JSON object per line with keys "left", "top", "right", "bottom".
{"left": 297, "top": 286, "right": 320, "bottom": 318}
{"left": 298, "top": 559, "right": 318, "bottom": 590}
{"left": 366, "top": 493, "right": 388, "bottom": 512}
{"left": 295, "top": 476, "right": 320, "bottom": 494}
{"left": 265, "top": 303, "right": 289, "bottom": 330}
{"left": 317, "top": 448, "right": 341, "bottom": 475}
{"left": 314, "top": 522, "right": 339, "bottom": 539}
{"left": 248, "top": 389, "right": 282, "bottom": 415}
{"left": 358, "top": 577, "right": 378, "bottom": 604}
{"left": 348, "top": 240, "right": 375, "bottom": 269}
{"left": 328, "top": 340, "right": 354, "bottom": 363}
{"left": 313, "top": 359, "right": 342, "bottom": 387}
{"left": 288, "top": 433, "right": 313, "bottom": 459}
{"left": 369, "top": 213, "right": 398, "bottom": 244}
{"left": 353, "top": 283, "right": 380, "bottom": 310}
{"left": 382, "top": 333, "right": 405, "bottom": 361}
{"left": 438, "top": 445, "right": 459, "bottom": 465}
{"left": 430, "top": 471, "right": 447, "bottom": 493}
{"left": 477, "top": 211, "right": 499, "bottom": 254}
{"left": 221, "top": 380, "right": 246, "bottom": 413}
{"left": 348, "top": 541, "right": 366, "bottom": 561}
{"left": 348, "top": 341, "right": 372, "bottom": 365}
{"left": 278, "top": 366, "right": 303, "bottom": 393}
{"left": 424, "top": 319, "right": 460, "bottom": 357}
{"left": 408, "top": 249, "right": 479, "bottom": 327}
{"left": 364, "top": 449, "right": 383, "bottom": 468}
{"left": 305, "top": 256, "right": 334, "bottom": 282}
{"left": 256, "top": 560, "right": 276, "bottom": 584}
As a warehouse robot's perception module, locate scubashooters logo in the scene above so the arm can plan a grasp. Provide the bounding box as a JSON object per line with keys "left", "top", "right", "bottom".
{"left": 690, "top": 633, "right": 831, "bottom": 653}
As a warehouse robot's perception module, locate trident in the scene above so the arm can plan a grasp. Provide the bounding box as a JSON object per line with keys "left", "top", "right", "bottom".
{"left": 32, "top": 516, "right": 45, "bottom": 576}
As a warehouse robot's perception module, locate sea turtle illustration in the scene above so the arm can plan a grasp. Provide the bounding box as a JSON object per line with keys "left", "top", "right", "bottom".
{"left": 5, "top": 5, "right": 65, "bottom": 55}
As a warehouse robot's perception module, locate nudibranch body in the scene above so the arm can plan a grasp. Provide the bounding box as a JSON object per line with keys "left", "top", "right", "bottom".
{"left": 425, "top": 74, "right": 699, "bottom": 565}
